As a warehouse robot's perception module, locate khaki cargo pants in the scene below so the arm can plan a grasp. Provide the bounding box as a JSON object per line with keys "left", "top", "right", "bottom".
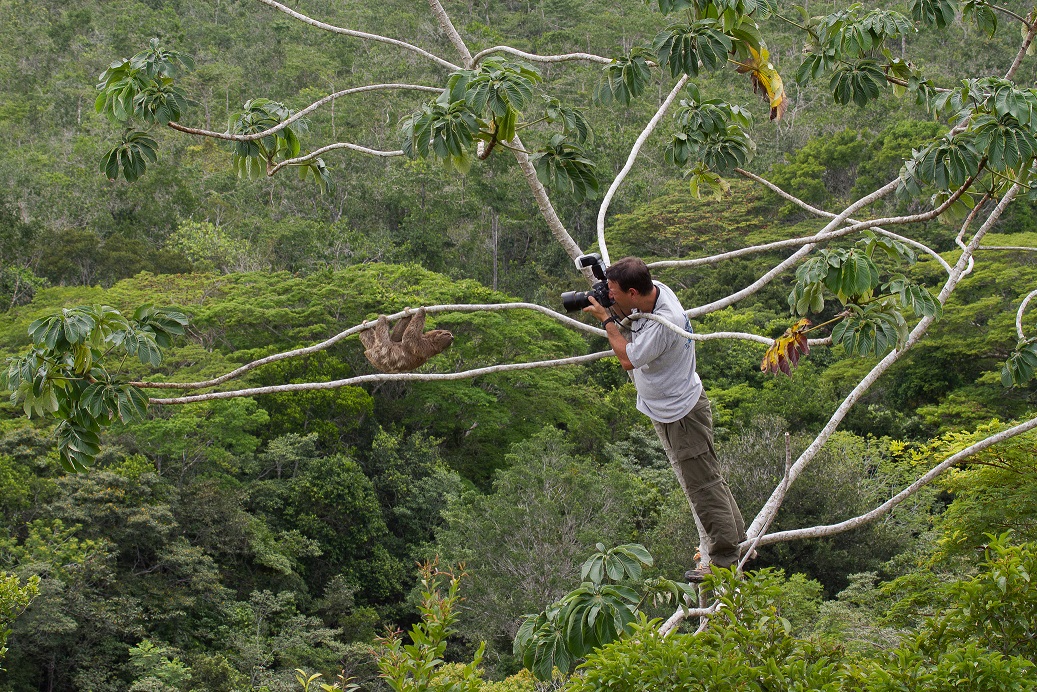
{"left": 654, "top": 394, "right": 746, "bottom": 568}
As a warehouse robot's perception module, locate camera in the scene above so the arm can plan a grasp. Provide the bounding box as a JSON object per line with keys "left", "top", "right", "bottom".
{"left": 561, "top": 253, "right": 613, "bottom": 312}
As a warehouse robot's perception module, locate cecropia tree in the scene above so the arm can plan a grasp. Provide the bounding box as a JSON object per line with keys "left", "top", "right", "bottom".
{"left": 7, "top": 0, "right": 1037, "bottom": 658}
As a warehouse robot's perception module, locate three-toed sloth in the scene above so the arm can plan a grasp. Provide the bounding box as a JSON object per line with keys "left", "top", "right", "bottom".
{"left": 359, "top": 307, "right": 453, "bottom": 373}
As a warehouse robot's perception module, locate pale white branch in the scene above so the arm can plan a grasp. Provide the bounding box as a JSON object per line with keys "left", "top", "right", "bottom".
{"left": 732, "top": 168, "right": 951, "bottom": 273}
{"left": 756, "top": 414, "right": 1037, "bottom": 546}
{"left": 659, "top": 602, "right": 719, "bottom": 637}
{"left": 510, "top": 135, "right": 584, "bottom": 263}
{"left": 1005, "top": 13, "right": 1037, "bottom": 81}
{"left": 426, "top": 0, "right": 473, "bottom": 66}
{"left": 648, "top": 221, "right": 952, "bottom": 275}
{"left": 472, "top": 46, "right": 612, "bottom": 66}
{"left": 136, "top": 303, "right": 817, "bottom": 392}
{"left": 632, "top": 313, "right": 829, "bottom": 348}
{"left": 255, "top": 0, "right": 460, "bottom": 70}
{"left": 134, "top": 302, "right": 600, "bottom": 390}
{"left": 268, "top": 143, "right": 404, "bottom": 175}
{"left": 1017, "top": 289, "right": 1037, "bottom": 341}
{"left": 149, "top": 352, "right": 613, "bottom": 405}
{"left": 597, "top": 76, "right": 690, "bottom": 266}
{"left": 683, "top": 174, "right": 979, "bottom": 319}
{"left": 979, "top": 245, "right": 1037, "bottom": 251}
{"left": 166, "top": 84, "right": 442, "bottom": 142}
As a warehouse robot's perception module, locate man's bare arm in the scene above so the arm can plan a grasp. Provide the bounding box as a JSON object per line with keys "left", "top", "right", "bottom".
{"left": 583, "top": 298, "right": 633, "bottom": 370}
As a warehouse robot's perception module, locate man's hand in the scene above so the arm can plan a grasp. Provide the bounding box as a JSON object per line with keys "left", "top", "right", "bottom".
{"left": 585, "top": 296, "right": 633, "bottom": 369}
{"left": 583, "top": 296, "right": 610, "bottom": 322}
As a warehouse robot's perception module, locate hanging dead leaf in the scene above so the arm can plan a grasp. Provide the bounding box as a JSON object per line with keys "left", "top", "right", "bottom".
{"left": 734, "top": 45, "right": 789, "bottom": 121}
{"left": 761, "top": 318, "right": 812, "bottom": 376}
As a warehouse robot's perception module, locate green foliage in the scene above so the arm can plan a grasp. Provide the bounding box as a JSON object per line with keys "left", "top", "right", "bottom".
{"left": 653, "top": 20, "right": 732, "bottom": 79}
{"left": 529, "top": 135, "right": 599, "bottom": 202}
{"left": 230, "top": 98, "right": 332, "bottom": 193}
{"left": 665, "top": 84, "right": 756, "bottom": 180}
{"left": 128, "top": 640, "right": 192, "bottom": 691}
{"left": 514, "top": 543, "right": 693, "bottom": 680}
{"left": 593, "top": 48, "right": 653, "bottom": 106}
{"left": 568, "top": 567, "right": 847, "bottom": 692}
{"left": 376, "top": 562, "right": 486, "bottom": 692}
{"left": 0, "top": 303, "right": 186, "bottom": 471}
{"left": 0, "top": 571, "right": 38, "bottom": 663}
{"left": 95, "top": 38, "right": 194, "bottom": 182}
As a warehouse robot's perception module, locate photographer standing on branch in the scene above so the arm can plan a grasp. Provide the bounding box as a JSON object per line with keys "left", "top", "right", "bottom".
{"left": 583, "top": 257, "right": 746, "bottom": 583}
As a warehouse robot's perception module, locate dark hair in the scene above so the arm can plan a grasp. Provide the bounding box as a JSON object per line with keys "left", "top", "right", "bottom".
{"left": 606, "top": 257, "right": 654, "bottom": 295}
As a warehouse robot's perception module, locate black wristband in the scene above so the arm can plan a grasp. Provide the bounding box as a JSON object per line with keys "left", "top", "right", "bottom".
{"left": 601, "top": 316, "right": 618, "bottom": 328}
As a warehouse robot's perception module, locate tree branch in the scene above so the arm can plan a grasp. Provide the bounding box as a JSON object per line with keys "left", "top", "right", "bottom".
{"left": 254, "top": 0, "right": 460, "bottom": 71}
{"left": 426, "top": 0, "right": 473, "bottom": 66}
{"left": 1005, "top": 11, "right": 1037, "bottom": 81}
{"left": 731, "top": 168, "right": 952, "bottom": 273}
{"left": 755, "top": 413, "right": 1037, "bottom": 546}
{"left": 471, "top": 46, "right": 612, "bottom": 67}
{"left": 134, "top": 303, "right": 811, "bottom": 392}
{"left": 267, "top": 143, "right": 404, "bottom": 175}
{"left": 1017, "top": 289, "right": 1037, "bottom": 340}
{"left": 508, "top": 134, "right": 584, "bottom": 263}
{"left": 631, "top": 313, "right": 830, "bottom": 348}
{"left": 166, "top": 84, "right": 443, "bottom": 142}
{"left": 597, "top": 75, "right": 690, "bottom": 266}
{"left": 683, "top": 177, "right": 901, "bottom": 320}
{"left": 148, "top": 352, "right": 614, "bottom": 405}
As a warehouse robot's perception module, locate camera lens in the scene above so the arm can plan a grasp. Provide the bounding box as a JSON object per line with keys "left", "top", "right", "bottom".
{"left": 561, "top": 290, "right": 591, "bottom": 312}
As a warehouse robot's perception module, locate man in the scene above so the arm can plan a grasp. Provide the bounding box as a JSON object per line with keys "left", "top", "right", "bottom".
{"left": 584, "top": 256, "right": 746, "bottom": 582}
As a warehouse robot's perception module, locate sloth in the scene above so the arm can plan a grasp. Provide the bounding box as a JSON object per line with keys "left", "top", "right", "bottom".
{"left": 359, "top": 307, "right": 453, "bottom": 373}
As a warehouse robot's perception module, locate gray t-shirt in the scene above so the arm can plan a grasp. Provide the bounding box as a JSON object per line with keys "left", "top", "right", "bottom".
{"left": 624, "top": 281, "right": 702, "bottom": 423}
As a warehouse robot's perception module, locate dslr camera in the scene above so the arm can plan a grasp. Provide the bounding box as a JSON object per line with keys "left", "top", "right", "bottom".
{"left": 561, "top": 253, "right": 613, "bottom": 312}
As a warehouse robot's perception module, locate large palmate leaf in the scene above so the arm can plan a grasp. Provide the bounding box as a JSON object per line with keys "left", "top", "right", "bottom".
{"left": 1002, "top": 339, "right": 1037, "bottom": 386}
{"left": 230, "top": 98, "right": 308, "bottom": 178}
{"left": 831, "top": 302, "right": 908, "bottom": 357}
{"left": 100, "top": 131, "right": 158, "bottom": 183}
{"left": 530, "top": 134, "right": 599, "bottom": 202}
{"left": 972, "top": 114, "right": 1037, "bottom": 173}
{"left": 545, "top": 99, "right": 591, "bottom": 143}
{"left": 580, "top": 543, "right": 653, "bottom": 585}
{"left": 595, "top": 48, "right": 653, "bottom": 106}
{"left": 400, "top": 99, "right": 482, "bottom": 174}
{"left": 962, "top": 0, "right": 998, "bottom": 37}
{"left": 653, "top": 20, "right": 732, "bottom": 79}
{"left": 830, "top": 60, "right": 887, "bottom": 107}
{"left": 883, "top": 275, "right": 944, "bottom": 319}
{"left": 911, "top": 0, "right": 958, "bottom": 28}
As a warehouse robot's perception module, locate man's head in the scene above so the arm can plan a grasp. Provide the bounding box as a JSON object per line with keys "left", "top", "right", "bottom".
{"left": 606, "top": 257, "right": 655, "bottom": 312}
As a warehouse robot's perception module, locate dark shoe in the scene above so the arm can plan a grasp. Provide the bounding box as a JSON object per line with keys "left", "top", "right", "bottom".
{"left": 684, "top": 565, "right": 713, "bottom": 583}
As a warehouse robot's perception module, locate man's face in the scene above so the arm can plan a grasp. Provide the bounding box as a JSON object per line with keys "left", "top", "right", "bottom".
{"left": 607, "top": 280, "right": 639, "bottom": 311}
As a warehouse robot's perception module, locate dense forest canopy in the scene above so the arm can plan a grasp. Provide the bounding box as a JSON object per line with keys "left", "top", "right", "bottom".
{"left": 0, "top": 0, "right": 1036, "bottom": 690}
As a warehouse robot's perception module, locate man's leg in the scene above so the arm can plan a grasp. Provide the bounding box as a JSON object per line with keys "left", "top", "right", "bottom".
{"left": 657, "top": 395, "right": 746, "bottom": 568}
